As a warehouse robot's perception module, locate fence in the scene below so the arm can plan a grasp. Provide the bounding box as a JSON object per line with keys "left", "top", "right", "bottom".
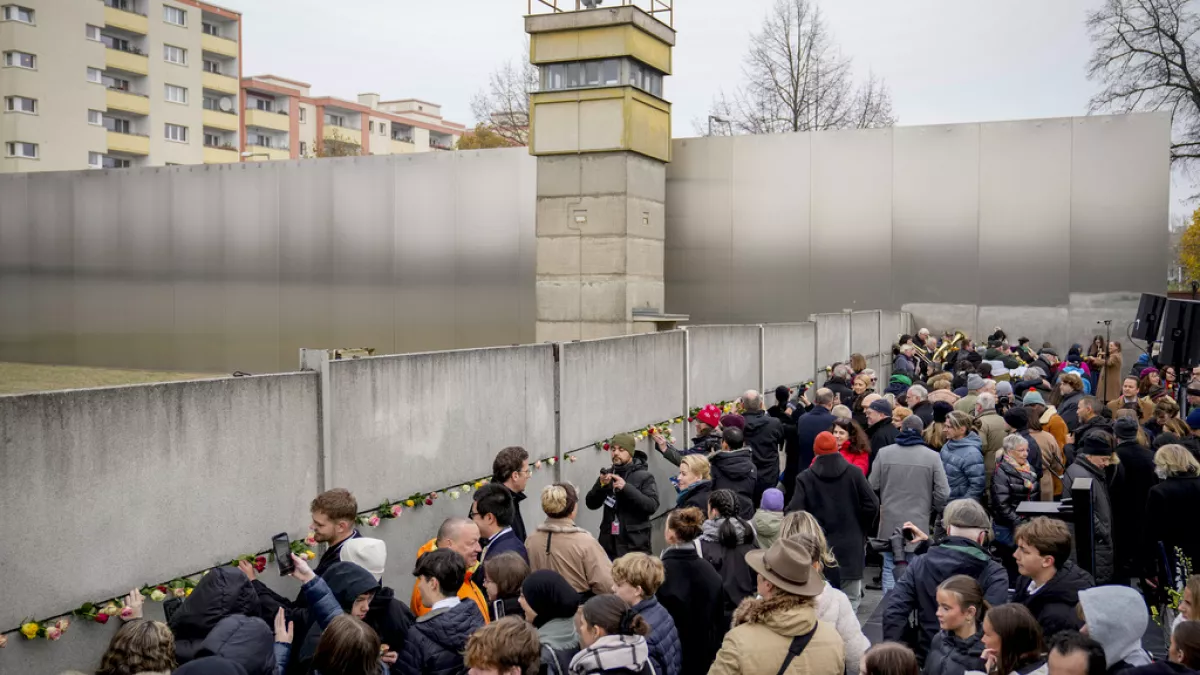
{"left": 0, "top": 312, "right": 906, "bottom": 673}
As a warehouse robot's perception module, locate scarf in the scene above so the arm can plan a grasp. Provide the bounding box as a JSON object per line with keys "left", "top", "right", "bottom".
{"left": 568, "top": 635, "right": 650, "bottom": 675}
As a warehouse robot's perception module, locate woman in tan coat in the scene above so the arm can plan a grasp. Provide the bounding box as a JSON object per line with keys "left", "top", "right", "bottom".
{"left": 709, "top": 535, "right": 845, "bottom": 675}
{"left": 1087, "top": 341, "right": 1124, "bottom": 403}
{"left": 525, "top": 483, "right": 613, "bottom": 599}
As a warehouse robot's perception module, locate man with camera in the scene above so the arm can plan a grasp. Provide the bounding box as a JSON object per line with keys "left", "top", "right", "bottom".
{"left": 585, "top": 433, "right": 660, "bottom": 559}
{"left": 880, "top": 499, "right": 1009, "bottom": 663}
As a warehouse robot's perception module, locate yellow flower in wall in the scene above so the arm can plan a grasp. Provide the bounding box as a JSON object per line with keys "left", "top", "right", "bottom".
{"left": 20, "top": 622, "right": 39, "bottom": 639}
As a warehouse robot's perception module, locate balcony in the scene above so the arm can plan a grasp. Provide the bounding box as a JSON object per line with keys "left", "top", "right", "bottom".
{"left": 202, "top": 71, "right": 239, "bottom": 95}
{"left": 106, "top": 47, "right": 148, "bottom": 76}
{"left": 390, "top": 139, "right": 416, "bottom": 154}
{"left": 245, "top": 108, "right": 288, "bottom": 133}
{"left": 107, "top": 130, "right": 149, "bottom": 155}
{"left": 104, "top": 5, "right": 148, "bottom": 34}
{"left": 202, "top": 109, "right": 239, "bottom": 131}
{"left": 243, "top": 145, "right": 289, "bottom": 161}
{"left": 203, "top": 146, "right": 239, "bottom": 164}
{"left": 324, "top": 125, "right": 361, "bottom": 145}
{"left": 201, "top": 33, "right": 238, "bottom": 58}
{"left": 106, "top": 89, "right": 149, "bottom": 116}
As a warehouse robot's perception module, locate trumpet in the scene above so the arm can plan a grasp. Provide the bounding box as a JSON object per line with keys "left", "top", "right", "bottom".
{"left": 933, "top": 331, "right": 968, "bottom": 363}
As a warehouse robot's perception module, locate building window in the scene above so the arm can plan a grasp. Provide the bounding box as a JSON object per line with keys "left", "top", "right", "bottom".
{"left": 299, "top": 107, "right": 306, "bottom": 122}
{"left": 165, "top": 84, "right": 187, "bottom": 104}
{"left": 6, "top": 141, "right": 37, "bottom": 158}
{"left": 3, "top": 50, "right": 35, "bottom": 69}
{"left": 1, "top": 5, "right": 33, "bottom": 23}
{"left": 103, "top": 74, "right": 131, "bottom": 91}
{"left": 104, "top": 0, "right": 132, "bottom": 10}
{"left": 164, "top": 123, "right": 188, "bottom": 143}
{"left": 103, "top": 157, "right": 130, "bottom": 169}
{"left": 203, "top": 59, "right": 221, "bottom": 75}
{"left": 204, "top": 132, "right": 223, "bottom": 147}
{"left": 105, "top": 117, "right": 130, "bottom": 133}
{"left": 202, "top": 21, "right": 219, "bottom": 36}
{"left": 86, "top": 24, "right": 101, "bottom": 41}
{"left": 299, "top": 141, "right": 307, "bottom": 156}
{"left": 88, "top": 152, "right": 103, "bottom": 169}
{"left": 87, "top": 67, "right": 103, "bottom": 83}
{"left": 4, "top": 95, "right": 36, "bottom": 113}
{"left": 163, "top": 44, "right": 186, "bottom": 65}
{"left": 253, "top": 98, "right": 273, "bottom": 112}
{"left": 326, "top": 113, "right": 345, "bottom": 127}
{"left": 88, "top": 109, "right": 103, "bottom": 125}
{"left": 163, "top": 5, "right": 186, "bottom": 26}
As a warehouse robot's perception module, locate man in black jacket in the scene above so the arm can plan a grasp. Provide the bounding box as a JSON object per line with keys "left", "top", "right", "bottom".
{"left": 791, "top": 388, "right": 835, "bottom": 493}
{"left": 741, "top": 389, "right": 784, "bottom": 505}
{"left": 1063, "top": 432, "right": 1117, "bottom": 584}
{"left": 1011, "top": 517, "right": 1094, "bottom": 640}
{"left": 490, "top": 446, "right": 531, "bottom": 543}
{"left": 1110, "top": 416, "right": 1158, "bottom": 583}
{"left": 825, "top": 365, "right": 856, "bottom": 408}
{"left": 864, "top": 396, "right": 899, "bottom": 467}
{"left": 585, "top": 433, "right": 660, "bottom": 558}
{"left": 908, "top": 385, "right": 934, "bottom": 427}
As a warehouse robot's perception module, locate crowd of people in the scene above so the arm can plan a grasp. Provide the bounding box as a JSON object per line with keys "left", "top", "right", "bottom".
{"left": 32, "top": 328, "right": 1200, "bottom": 675}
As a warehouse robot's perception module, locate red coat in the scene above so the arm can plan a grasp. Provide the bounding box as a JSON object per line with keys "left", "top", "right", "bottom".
{"left": 839, "top": 441, "right": 870, "bottom": 475}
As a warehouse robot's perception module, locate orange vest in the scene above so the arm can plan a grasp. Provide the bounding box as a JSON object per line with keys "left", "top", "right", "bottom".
{"left": 409, "top": 538, "right": 489, "bottom": 623}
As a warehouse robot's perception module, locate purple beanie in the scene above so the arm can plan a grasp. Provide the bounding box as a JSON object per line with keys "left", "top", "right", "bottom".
{"left": 760, "top": 488, "right": 784, "bottom": 512}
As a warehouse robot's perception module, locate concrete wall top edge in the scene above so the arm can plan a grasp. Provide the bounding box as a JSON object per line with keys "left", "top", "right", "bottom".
{"left": 0, "top": 371, "right": 314, "bottom": 400}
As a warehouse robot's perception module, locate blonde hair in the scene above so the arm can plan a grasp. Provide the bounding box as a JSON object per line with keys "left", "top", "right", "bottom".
{"left": 541, "top": 482, "right": 578, "bottom": 519}
{"left": 931, "top": 379, "right": 951, "bottom": 391}
{"left": 778, "top": 511, "right": 838, "bottom": 569}
{"left": 893, "top": 406, "right": 913, "bottom": 422}
{"left": 1156, "top": 444, "right": 1200, "bottom": 477}
{"left": 611, "top": 552, "right": 665, "bottom": 596}
{"left": 680, "top": 453, "right": 711, "bottom": 480}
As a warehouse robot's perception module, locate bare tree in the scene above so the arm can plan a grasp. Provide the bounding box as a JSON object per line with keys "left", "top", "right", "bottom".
{"left": 470, "top": 42, "right": 538, "bottom": 147}
{"left": 1087, "top": 0, "right": 1200, "bottom": 164}
{"left": 703, "top": 0, "right": 895, "bottom": 136}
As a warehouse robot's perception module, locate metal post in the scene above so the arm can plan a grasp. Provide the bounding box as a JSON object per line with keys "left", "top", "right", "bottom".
{"left": 299, "top": 348, "right": 334, "bottom": 493}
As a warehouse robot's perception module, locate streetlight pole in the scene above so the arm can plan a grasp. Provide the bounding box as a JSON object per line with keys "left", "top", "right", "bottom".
{"left": 707, "top": 115, "right": 730, "bottom": 137}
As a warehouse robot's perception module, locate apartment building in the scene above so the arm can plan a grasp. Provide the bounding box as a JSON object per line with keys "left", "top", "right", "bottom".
{"left": 241, "top": 74, "right": 465, "bottom": 161}
{"left": 0, "top": 0, "right": 241, "bottom": 172}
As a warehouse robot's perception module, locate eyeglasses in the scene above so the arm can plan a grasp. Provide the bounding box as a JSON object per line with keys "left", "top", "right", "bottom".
{"left": 468, "top": 510, "right": 480, "bottom": 519}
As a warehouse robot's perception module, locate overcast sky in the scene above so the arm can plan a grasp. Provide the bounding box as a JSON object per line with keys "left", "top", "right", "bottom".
{"left": 235, "top": 0, "right": 1189, "bottom": 215}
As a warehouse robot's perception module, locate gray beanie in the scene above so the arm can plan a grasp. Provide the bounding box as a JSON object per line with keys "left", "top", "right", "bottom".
{"left": 967, "top": 374, "right": 986, "bottom": 392}
{"left": 901, "top": 414, "right": 925, "bottom": 434}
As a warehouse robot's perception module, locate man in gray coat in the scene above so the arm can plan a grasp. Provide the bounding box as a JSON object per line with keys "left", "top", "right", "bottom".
{"left": 869, "top": 414, "right": 951, "bottom": 592}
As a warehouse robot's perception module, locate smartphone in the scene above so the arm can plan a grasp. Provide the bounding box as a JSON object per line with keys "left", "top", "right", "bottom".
{"left": 272, "top": 533, "right": 295, "bottom": 576}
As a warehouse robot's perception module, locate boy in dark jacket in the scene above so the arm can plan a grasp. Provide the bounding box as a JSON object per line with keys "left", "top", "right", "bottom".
{"left": 709, "top": 427, "right": 758, "bottom": 519}
{"left": 586, "top": 433, "right": 660, "bottom": 558}
{"left": 168, "top": 566, "right": 263, "bottom": 665}
{"left": 612, "top": 553, "right": 682, "bottom": 675}
{"left": 1011, "top": 518, "right": 1094, "bottom": 640}
{"left": 400, "top": 548, "right": 487, "bottom": 675}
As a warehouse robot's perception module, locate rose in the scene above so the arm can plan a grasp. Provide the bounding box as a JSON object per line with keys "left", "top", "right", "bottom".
{"left": 120, "top": 607, "right": 135, "bottom": 620}
{"left": 156, "top": 585, "right": 168, "bottom": 593}
{"left": 449, "top": 490, "right": 460, "bottom": 500}
{"left": 367, "top": 515, "right": 380, "bottom": 527}
{"left": 0, "top": 633, "right": 8, "bottom": 648}
{"left": 102, "top": 604, "right": 121, "bottom": 616}
{"left": 173, "top": 588, "right": 187, "bottom": 598}
{"left": 460, "top": 484, "right": 470, "bottom": 493}
{"left": 45, "top": 626, "right": 62, "bottom": 641}
{"left": 149, "top": 590, "right": 167, "bottom": 602}
{"left": 20, "top": 622, "right": 39, "bottom": 640}
{"left": 95, "top": 612, "right": 110, "bottom": 624}
{"left": 304, "top": 551, "right": 316, "bottom": 560}
{"left": 55, "top": 619, "right": 69, "bottom": 631}
{"left": 254, "top": 556, "right": 268, "bottom": 573}
{"left": 404, "top": 499, "right": 415, "bottom": 508}
{"left": 424, "top": 497, "right": 433, "bottom": 506}
{"left": 186, "top": 588, "right": 193, "bottom": 596}
{"left": 390, "top": 504, "right": 403, "bottom": 518}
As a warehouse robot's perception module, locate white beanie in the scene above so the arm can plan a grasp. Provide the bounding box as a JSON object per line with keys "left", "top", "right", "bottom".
{"left": 341, "top": 538, "right": 387, "bottom": 582}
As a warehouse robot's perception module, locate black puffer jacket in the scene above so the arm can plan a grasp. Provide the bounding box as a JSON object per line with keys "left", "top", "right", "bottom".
{"left": 1064, "top": 458, "right": 1115, "bottom": 584}
{"left": 397, "top": 600, "right": 486, "bottom": 675}
{"left": 923, "top": 629, "right": 985, "bottom": 675}
{"left": 170, "top": 567, "right": 262, "bottom": 664}
{"left": 990, "top": 459, "right": 1038, "bottom": 530}
{"left": 708, "top": 449, "right": 757, "bottom": 519}
{"left": 193, "top": 614, "right": 277, "bottom": 675}
{"left": 585, "top": 450, "right": 659, "bottom": 557}
{"left": 1011, "top": 561, "right": 1093, "bottom": 640}
{"left": 742, "top": 410, "right": 784, "bottom": 501}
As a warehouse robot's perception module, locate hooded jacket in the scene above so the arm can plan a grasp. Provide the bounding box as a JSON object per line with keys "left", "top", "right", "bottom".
{"left": 709, "top": 449, "right": 758, "bottom": 519}
{"left": 193, "top": 615, "right": 277, "bottom": 675}
{"left": 743, "top": 409, "right": 785, "bottom": 498}
{"left": 170, "top": 567, "right": 262, "bottom": 665}
{"left": 1011, "top": 562, "right": 1093, "bottom": 639}
{"left": 941, "top": 432, "right": 986, "bottom": 502}
{"left": 1064, "top": 458, "right": 1115, "bottom": 584}
{"left": 869, "top": 430, "right": 951, "bottom": 538}
{"left": 708, "top": 595, "right": 846, "bottom": 675}
{"left": 1077, "top": 586, "right": 1153, "bottom": 672}
{"left": 882, "top": 537, "right": 1008, "bottom": 659}
{"left": 787, "top": 452, "right": 878, "bottom": 580}
{"left": 367, "top": 586, "right": 415, "bottom": 658}
{"left": 290, "top": 561, "right": 381, "bottom": 674}
{"left": 525, "top": 517, "right": 614, "bottom": 597}
{"left": 753, "top": 509, "right": 783, "bottom": 549}
{"left": 585, "top": 450, "right": 660, "bottom": 558}
{"left": 659, "top": 545, "right": 724, "bottom": 674}
{"left": 676, "top": 479, "right": 712, "bottom": 513}
{"left": 633, "top": 597, "right": 681, "bottom": 675}
{"left": 700, "top": 518, "right": 760, "bottom": 627}
{"left": 397, "top": 600, "right": 487, "bottom": 675}
{"left": 816, "top": 583, "right": 869, "bottom": 675}
{"left": 924, "top": 629, "right": 985, "bottom": 675}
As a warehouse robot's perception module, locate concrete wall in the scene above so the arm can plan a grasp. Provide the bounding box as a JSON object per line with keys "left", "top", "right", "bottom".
{"left": 687, "top": 325, "right": 763, "bottom": 406}
{"left": 812, "top": 313, "right": 851, "bottom": 384}
{"left": 764, "top": 322, "right": 817, "bottom": 393}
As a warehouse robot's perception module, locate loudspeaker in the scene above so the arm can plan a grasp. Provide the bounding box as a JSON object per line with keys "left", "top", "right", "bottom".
{"left": 1132, "top": 293, "right": 1168, "bottom": 341}
{"left": 1160, "top": 299, "right": 1200, "bottom": 368}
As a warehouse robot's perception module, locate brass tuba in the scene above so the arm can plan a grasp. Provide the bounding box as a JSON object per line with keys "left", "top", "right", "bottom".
{"left": 932, "top": 331, "right": 967, "bottom": 363}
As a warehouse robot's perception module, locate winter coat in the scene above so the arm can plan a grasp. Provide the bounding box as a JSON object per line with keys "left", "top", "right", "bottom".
{"left": 1058, "top": 391, "right": 1085, "bottom": 432}
{"left": 744, "top": 409, "right": 785, "bottom": 500}
{"left": 526, "top": 517, "right": 614, "bottom": 598}
{"left": 1078, "top": 586, "right": 1153, "bottom": 672}
{"left": 923, "top": 629, "right": 984, "bottom": 675}
{"left": 633, "top": 597, "right": 681, "bottom": 675}
{"left": 585, "top": 450, "right": 660, "bottom": 558}
{"left": 482, "top": 528, "right": 529, "bottom": 569}
{"left": 397, "top": 600, "right": 486, "bottom": 675}
{"left": 882, "top": 537, "right": 1009, "bottom": 660}
{"left": 1107, "top": 396, "right": 1155, "bottom": 425}
{"left": 709, "top": 449, "right": 758, "bottom": 519}
{"left": 568, "top": 635, "right": 654, "bottom": 675}
{"left": 1028, "top": 429, "right": 1064, "bottom": 501}
{"left": 659, "top": 545, "right": 724, "bottom": 675}
{"left": 170, "top": 567, "right": 263, "bottom": 665}
{"left": 826, "top": 377, "right": 856, "bottom": 410}
{"left": 1094, "top": 352, "right": 1123, "bottom": 402}
{"left": 913, "top": 401, "right": 935, "bottom": 428}
{"left": 754, "top": 509, "right": 783, "bottom": 549}
{"left": 816, "top": 583, "right": 869, "bottom": 675}
{"left": 940, "top": 432, "right": 986, "bottom": 502}
{"left": 796, "top": 406, "right": 837, "bottom": 473}
{"left": 1145, "top": 474, "right": 1200, "bottom": 574}
{"left": 700, "top": 518, "right": 759, "bottom": 629}
{"left": 410, "top": 538, "right": 489, "bottom": 621}
{"left": 537, "top": 617, "right": 580, "bottom": 675}
{"left": 1011, "top": 561, "right": 1093, "bottom": 640}
{"left": 990, "top": 458, "right": 1038, "bottom": 531}
{"left": 290, "top": 562, "right": 381, "bottom": 674}
{"left": 1063, "top": 458, "right": 1115, "bottom": 584}
{"left": 1111, "top": 440, "right": 1159, "bottom": 579}
{"left": 788, "top": 452, "right": 879, "bottom": 581}
{"left": 501, "top": 485, "right": 528, "bottom": 544}
{"left": 868, "top": 418, "right": 900, "bottom": 457}
{"left": 661, "top": 432, "right": 722, "bottom": 467}
{"left": 975, "top": 411, "right": 1008, "bottom": 482}
{"left": 708, "top": 594, "right": 846, "bottom": 675}
{"left": 869, "top": 430, "right": 951, "bottom": 538}
{"left": 366, "top": 586, "right": 415, "bottom": 657}
{"left": 1038, "top": 408, "right": 1070, "bottom": 454}
{"left": 840, "top": 443, "right": 870, "bottom": 476}
{"left": 954, "top": 394, "right": 979, "bottom": 416}
{"left": 894, "top": 354, "right": 917, "bottom": 379}
{"left": 193, "top": 615, "right": 277, "bottom": 675}
{"left": 675, "top": 479, "right": 712, "bottom": 513}
{"left": 1122, "top": 663, "right": 1200, "bottom": 675}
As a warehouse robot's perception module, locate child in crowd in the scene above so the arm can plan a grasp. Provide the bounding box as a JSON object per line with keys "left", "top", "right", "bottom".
{"left": 754, "top": 488, "right": 784, "bottom": 549}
